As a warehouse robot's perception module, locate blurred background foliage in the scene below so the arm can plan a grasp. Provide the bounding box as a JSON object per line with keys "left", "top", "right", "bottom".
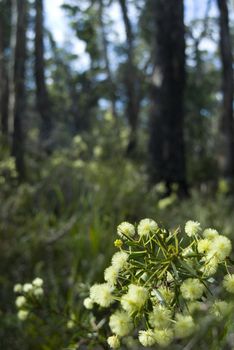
{"left": 0, "top": 0, "right": 234, "bottom": 349}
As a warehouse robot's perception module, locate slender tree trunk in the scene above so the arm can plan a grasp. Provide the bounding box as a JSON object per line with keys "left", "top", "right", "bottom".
{"left": 118, "top": 0, "right": 140, "bottom": 154}
{"left": 8, "top": 0, "right": 17, "bottom": 137}
{"left": 9, "top": 0, "right": 27, "bottom": 179}
{"left": 1, "top": 72, "right": 9, "bottom": 138}
{"left": 217, "top": 0, "right": 234, "bottom": 183}
{"left": 35, "top": 0, "right": 52, "bottom": 149}
{"left": 149, "top": 0, "right": 188, "bottom": 196}
{"left": 0, "top": 2, "right": 9, "bottom": 138}
{"left": 0, "top": 12, "right": 5, "bottom": 134}
{"left": 99, "top": 0, "right": 117, "bottom": 119}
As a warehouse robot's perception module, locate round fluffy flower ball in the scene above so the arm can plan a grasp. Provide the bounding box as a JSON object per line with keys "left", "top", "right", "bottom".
{"left": 138, "top": 329, "right": 156, "bottom": 347}
{"left": 138, "top": 218, "right": 158, "bottom": 237}
{"left": 157, "top": 286, "right": 174, "bottom": 304}
{"left": 203, "top": 228, "right": 219, "bottom": 240}
{"left": 90, "top": 283, "right": 113, "bottom": 307}
{"left": 83, "top": 297, "right": 94, "bottom": 309}
{"left": 117, "top": 222, "right": 135, "bottom": 238}
{"left": 104, "top": 266, "right": 118, "bottom": 286}
{"left": 154, "top": 328, "right": 174, "bottom": 347}
{"left": 223, "top": 274, "right": 234, "bottom": 294}
{"left": 210, "top": 235, "right": 232, "bottom": 261}
{"left": 23, "top": 283, "right": 33, "bottom": 293}
{"left": 14, "top": 284, "right": 22, "bottom": 293}
{"left": 149, "top": 305, "right": 172, "bottom": 329}
{"left": 32, "top": 277, "right": 43, "bottom": 287}
{"left": 16, "top": 296, "right": 26, "bottom": 308}
{"left": 17, "top": 310, "right": 29, "bottom": 321}
{"left": 180, "top": 278, "right": 205, "bottom": 301}
{"left": 197, "top": 239, "right": 211, "bottom": 254}
{"left": 185, "top": 220, "right": 201, "bottom": 237}
{"left": 107, "top": 335, "right": 120, "bottom": 349}
{"left": 128, "top": 284, "right": 148, "bottom": 305}
{"left": 109, "top": 310, "right": 133, "bottom": 337}
{"left": 201, "top": 257, "right": 218, "bottom": 276}
{"left": 121, "top": 284, "right": 148, "bottom": 313}
{"left": 33, "top": 287, "right": 44, "bottom": 297}
{"left": 111, "top": 251, "right": 128, "bottom": 271}
{"left": 174, "top": 314, "right": 196, "bottom": 338}
{"left": 67, "top": 320, "right": 75, "bottom": 329}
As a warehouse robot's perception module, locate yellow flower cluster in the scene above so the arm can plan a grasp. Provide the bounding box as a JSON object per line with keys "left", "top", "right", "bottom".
{"left": 174, "top": 314, "right": 196, "bottom": 338}
{"left": 90, "top": 283, "right": 114, "bottom": 307}
{"left": 137, "top": 218, "right": 158, "bottom": 237}
{"left": 203, "top": 228, "right": 219, "bottom": 239}
{"left": 138, "top": 328, "right": 174, "bottom": 347}
{"left": 109, "top": 310, "right": 133, "bottom": 337}
{"left": 185, "top": 220, "right": 201, "bottom": 236}
{"left": 180, "top": 278, "right": 205, "bottom": 301}
{"left": 85, "top": 219, "right": 233, "bottom": 349}
{"left": 197, "top": 226, "right": 232, "bottom": 277}
{"left": 83, "top": 297, "right": 94, "bottom": 309}
{"left": 14, "top": 277, "right": 44, "bottom": 321}
{"left": 121, "top": 284, "right": 148, "bottom": 314}
{"left": 111, "top": 251, "right": 128, "bottom": 271}
{"left": 104, "top": 266, "right": 119, "bottom": 286}
{"left": 138, "top": 329, "right": 156, "bottom": 346}
{"left": 149, "top": 305, "right": 172, "bottom": 328}
{"left": 117, "top": 221, "right": 135, "bottom": 238}
{"left": 107, "top": 335, "right": 120, "bottom": 349}
{"left": 157, "top": 286, "right": 174, "bottom": 305}
{"left": 223, "top": 274, "right": 234, "bottom": 294}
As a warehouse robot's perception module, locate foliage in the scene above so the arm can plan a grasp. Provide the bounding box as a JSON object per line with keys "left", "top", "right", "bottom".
{"left": 1, "top": 114, "right": 234, "bottom": 349}
{"left": 11, "top": 218, "right": 234, "bottom": 350}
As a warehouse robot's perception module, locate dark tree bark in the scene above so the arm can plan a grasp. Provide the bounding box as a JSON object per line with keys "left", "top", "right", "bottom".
{"left": 0, "top": 11, "right": 5, "bottom": 134}
{"left": 217, "top": 0, "right": 234, "bottom": 183}
{"left": 149, "top": 0, "right": 188, "bottom": 196}
{"left": 8, "top": 0, "right": 27, "bottom": 179}
{"left": 118, "top": 0, "right": 141, "bottom": 154}
{"left": 35, "top": 0, "right": 52, "bottom": 149}
{"left": 0, "top": 1, "right": 10, "bottom": 138}
{"left": 1, "top": 71, "right": 9, "bottom": 138}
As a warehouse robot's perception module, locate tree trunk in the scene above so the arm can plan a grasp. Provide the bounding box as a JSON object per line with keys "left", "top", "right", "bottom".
{"left": 99, "top": 0, "right": 117, "bottom": 119}
{"left": 0, "top": 11, "right": 5, "bottom": 134}
{"left": 118, "top": 0, "right": 140, "bottom": 154}
{"left": 217, "top": 0, "right": 234, "bottom": 184}
{"left": 149, "top": 0, "right": 188, "bottom": 196}
{"left": 1, "top": 72, "right": 9, "bottom": 138}
{"left": 0, "top": 1, "right": 9, "bottom": 138}
{"left": 9, "top": 0, "right": 27, "bottom": 179}
{"left": 35, "top": 0, "right": 52, "bottom": 149}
